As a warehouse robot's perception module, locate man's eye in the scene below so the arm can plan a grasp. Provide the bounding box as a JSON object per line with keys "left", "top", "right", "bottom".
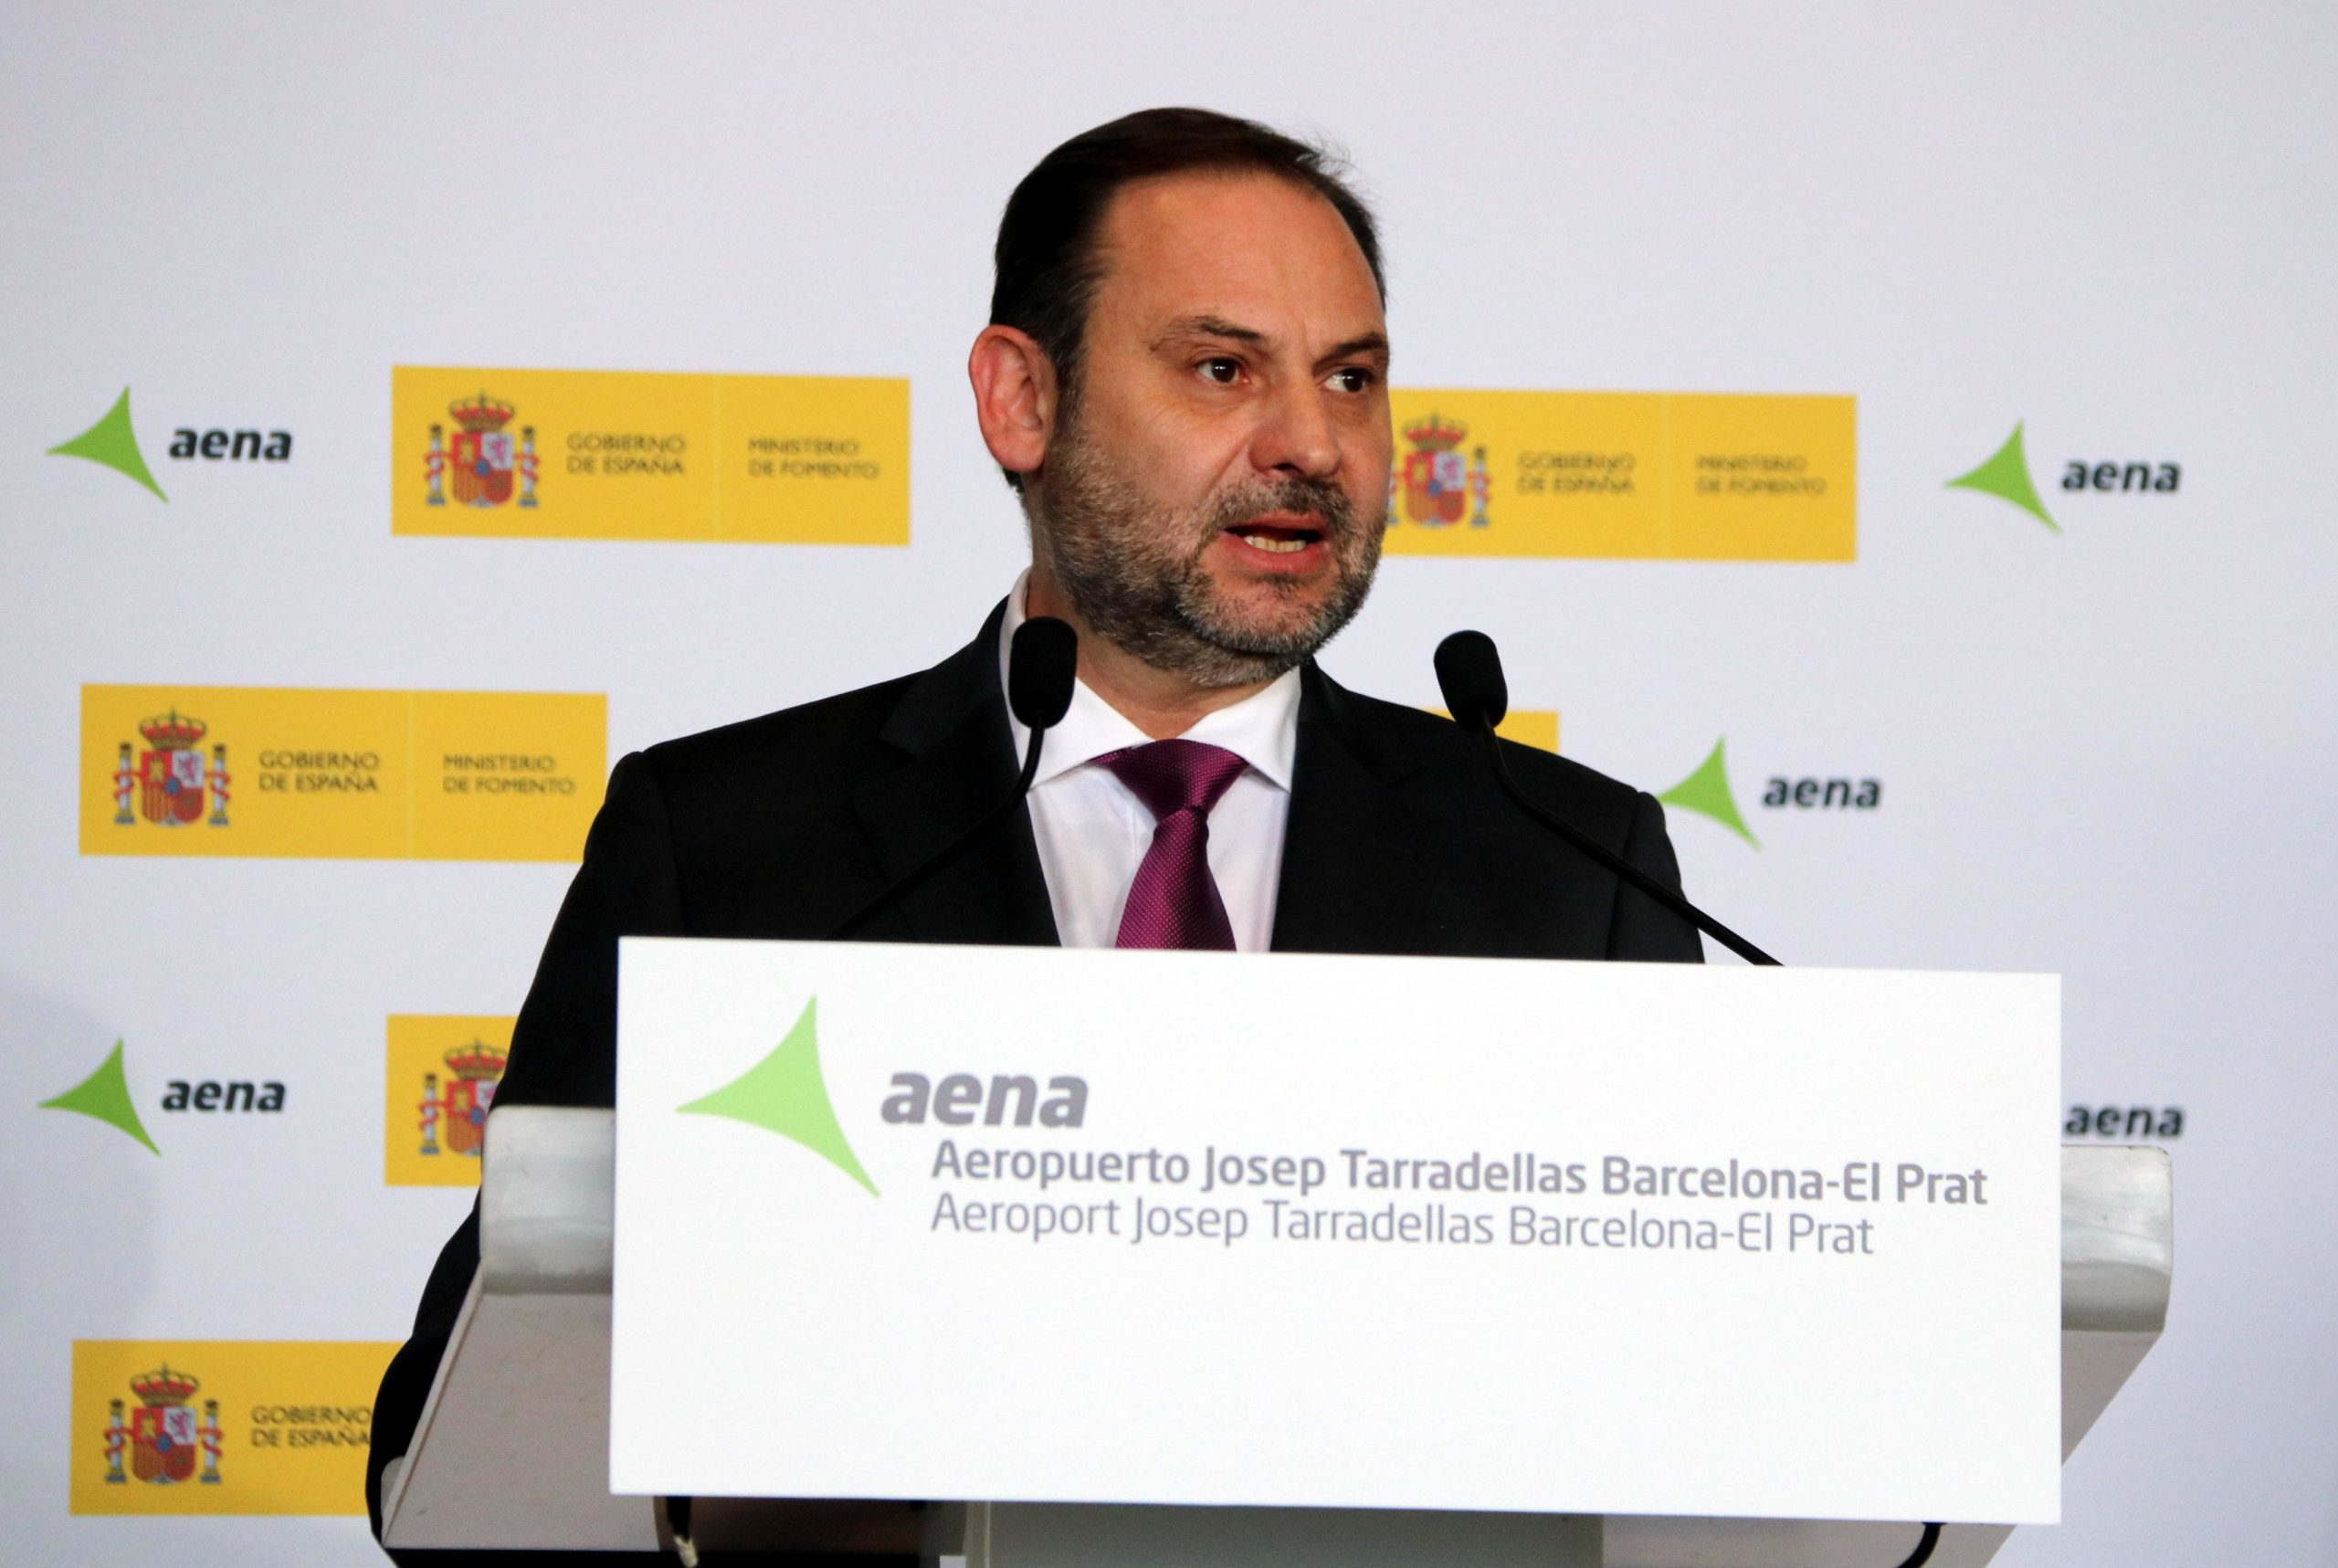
{"left": 1327, "top": 367, "right": 1376, "bottom": 393}
{"left": 1197, "top": 357, "right": 1241, "bottom": 384}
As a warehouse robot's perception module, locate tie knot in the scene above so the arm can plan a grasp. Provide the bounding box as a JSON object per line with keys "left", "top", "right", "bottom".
{"left": 1104, "top": 740, "right": 1248, "bottom": 823}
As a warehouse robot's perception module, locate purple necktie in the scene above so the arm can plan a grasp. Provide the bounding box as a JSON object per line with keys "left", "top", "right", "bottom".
{"left": 1106, "top": 740, "right": 1250, "bottom": 951}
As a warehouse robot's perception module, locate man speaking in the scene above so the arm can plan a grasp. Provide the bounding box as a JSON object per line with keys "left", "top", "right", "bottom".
{"left": 368, "top": 106, "right": 1700, "bottom": 1537}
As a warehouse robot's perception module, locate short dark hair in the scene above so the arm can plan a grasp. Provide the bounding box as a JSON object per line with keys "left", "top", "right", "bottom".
{"left": 990, "top": 107, "right": 1385, "bottom": 461}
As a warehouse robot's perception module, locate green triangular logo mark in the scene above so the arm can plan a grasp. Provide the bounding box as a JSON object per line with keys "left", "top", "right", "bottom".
{"left": 679, "top": 998, "right": 877, "bottom": 1195}
{"left": 39, "top": 1039, "right": 159, "bottom": 1153}
{"left": 49, "top": 387, "right": 167, "bottom": 501}
{"left": 1659, "top": 737, "right": 1759, "bottom": 848}
{"left": 1947, "top": 421, "right": 2057, "bottom": 532}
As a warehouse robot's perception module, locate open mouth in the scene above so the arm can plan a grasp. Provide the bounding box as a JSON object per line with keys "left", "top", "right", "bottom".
{"left": 1225, "top": 513, "right": 1327, "bottom": 556}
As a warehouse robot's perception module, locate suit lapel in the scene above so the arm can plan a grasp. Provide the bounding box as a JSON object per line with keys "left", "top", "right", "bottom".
{"left": 848, "top": 604, "right": 1059, "bottom": 947}
{"left": 1269, "top": 664, "right": 1436, "bottom": 955}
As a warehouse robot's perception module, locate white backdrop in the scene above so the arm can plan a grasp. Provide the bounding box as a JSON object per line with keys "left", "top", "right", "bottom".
{"left": 4, "top": 2, "right": 2333, "bottom": 1563}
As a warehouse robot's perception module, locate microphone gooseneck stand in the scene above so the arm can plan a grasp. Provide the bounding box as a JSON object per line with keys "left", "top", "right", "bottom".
{"left": 1473, "top": 722, "right": 1779, "bottom": 966}
{"left": 823, "top": 720, "right": 1049, "bottom": 942}
{"left": 1432, "top": 629, "right": 1777, "bottom": 965}
{"left": 823, "top": 615, "right": 1079, "bottom": 942}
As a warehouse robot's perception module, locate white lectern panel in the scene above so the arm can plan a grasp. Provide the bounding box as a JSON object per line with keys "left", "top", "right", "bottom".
{"left": 611, "top": 941, "right": 2059, "bottom": 1524}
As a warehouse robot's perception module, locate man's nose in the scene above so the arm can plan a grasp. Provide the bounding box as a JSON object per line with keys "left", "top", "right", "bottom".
{"left": 1249, "top": 378, "right": 1341, "bottom": 481}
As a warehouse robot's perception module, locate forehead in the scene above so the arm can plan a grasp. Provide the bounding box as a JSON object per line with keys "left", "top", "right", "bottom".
{"left": 1089, "top": 170, "right": 1384, "bottom": 336}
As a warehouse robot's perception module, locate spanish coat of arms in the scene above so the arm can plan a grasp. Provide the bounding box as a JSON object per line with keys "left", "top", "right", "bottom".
{"left": 420, "top": 1040, "right": 509, "bottom": 1158}
{"left": 112, "top": 710, "right": 229, "bottom": 827}
{"left": 426, "top": 394, "right": 539, "bottom": 509}
{"left": 105, "top": 1365, "right": 223, "bottom": 1485}
{"left": 1397, "top": 414, "right": 1490, "bottom": 529}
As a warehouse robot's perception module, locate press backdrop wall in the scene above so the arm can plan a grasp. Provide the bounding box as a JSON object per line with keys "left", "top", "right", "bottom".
{"left": 5, "top": 3, "right": 2334, "bottom": 1563}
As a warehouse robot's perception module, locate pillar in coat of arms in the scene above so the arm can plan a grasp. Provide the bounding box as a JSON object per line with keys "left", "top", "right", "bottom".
{"left": 103, "top": 1398, "right": 128, "bottom": 1483}
{"left": 199, "top": 1399, "right": 223, "bottom": 1483}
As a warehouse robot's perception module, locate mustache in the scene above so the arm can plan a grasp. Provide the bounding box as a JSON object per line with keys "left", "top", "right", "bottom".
{"left": 1195, "top": 476, "right": 1357, "bottom": 542}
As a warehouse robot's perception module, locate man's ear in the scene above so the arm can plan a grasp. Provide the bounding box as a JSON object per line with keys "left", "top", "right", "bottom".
{"left": 968, "top": 325, "right": 1058, "bottom": 482}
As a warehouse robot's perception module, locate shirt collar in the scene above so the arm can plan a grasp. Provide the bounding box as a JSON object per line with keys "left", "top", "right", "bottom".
{"left": 1001, "top": 570, "right": 1301, "bottom": 793}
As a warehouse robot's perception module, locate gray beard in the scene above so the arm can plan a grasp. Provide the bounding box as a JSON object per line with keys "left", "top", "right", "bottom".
{"left": 1032, "top": 423, "right": 1384, "bottom": 689}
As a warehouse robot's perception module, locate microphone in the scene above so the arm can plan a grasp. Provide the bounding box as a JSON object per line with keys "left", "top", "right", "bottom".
{"left": 823, "top": 616, "right": 1079, "bottom": 941}
{"left": 1435, "top": 631, "right": 1781, "bottom": 966}
{"left": 1007, "top": 614, "right": 1079, "bottom": 731}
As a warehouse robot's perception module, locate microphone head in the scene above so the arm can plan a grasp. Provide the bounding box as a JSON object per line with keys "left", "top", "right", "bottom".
{"left": 1434, "top": 630, "right": 1509, "bottom": 733}
{"left": 1008, "top": 616, "right": 1079, "bottom": 731}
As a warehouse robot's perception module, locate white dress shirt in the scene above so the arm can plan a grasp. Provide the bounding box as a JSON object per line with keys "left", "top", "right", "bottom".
{"left": 1001, "top": 573, "right": 1298, "bottom": 952}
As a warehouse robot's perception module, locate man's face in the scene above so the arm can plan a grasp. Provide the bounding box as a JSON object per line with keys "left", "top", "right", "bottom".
{"left": 1030, "top": 171, "right": 1393, "bottom": 687}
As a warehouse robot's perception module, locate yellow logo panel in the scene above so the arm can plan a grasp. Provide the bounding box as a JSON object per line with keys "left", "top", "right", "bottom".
{"left": 81, "top": 686, "right": 605, "bottom": 861}
{"left": 387, "top": 1015, "right": 514, "bottom": 1185}
{"left": 392, "top": 365, "right": 910, "bottom": 544}
{"left": 1385, "top": 390, "right": 1855, "bottom": 562}
{"left": 71, "top": 1340, "right": 395, "bottom": 1515}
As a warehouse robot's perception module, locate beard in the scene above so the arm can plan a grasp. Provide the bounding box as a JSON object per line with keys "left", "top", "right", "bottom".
{"left": 1030, "top": 408, "right": 1386, "bottom": 689}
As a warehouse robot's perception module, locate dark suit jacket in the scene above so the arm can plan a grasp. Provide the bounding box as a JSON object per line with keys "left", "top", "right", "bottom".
{"left": 366, "top": 604, "right": 1701, "bottom": 1541}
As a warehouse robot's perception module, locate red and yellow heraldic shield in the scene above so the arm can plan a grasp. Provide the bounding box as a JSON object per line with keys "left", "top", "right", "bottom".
{"left": 449, "top": 426, "right": 516, "bottom": 506}
{"left": 138, "top": 747, "right": 207, "bottom": 825}
{"left": 130, "top": 1401, "right": 200, "bottom": 1482}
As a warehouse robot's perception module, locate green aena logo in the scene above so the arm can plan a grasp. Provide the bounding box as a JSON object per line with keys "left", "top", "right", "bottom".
{"left": 1949, "top": 421, "right": 2181, "bottom": 532}
{"left": 1659, "top": 738, "right": 1880, "bottom": 850}
{"left": 677, "top": 997, "right": 1089, "bottom": 1199}
{"left": 47, "top": 386, "right": 294, "bottom": 503}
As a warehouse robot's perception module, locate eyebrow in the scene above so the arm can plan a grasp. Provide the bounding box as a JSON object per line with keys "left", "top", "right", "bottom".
{"left": 1321, "top": 331, "right": 1390, "bottom": 366}
{"left": 1154, "top": 314, "right": 1269, "bottom": 349}
{"left": 1153, "top": 317, "right": 1391, "bottom": 368}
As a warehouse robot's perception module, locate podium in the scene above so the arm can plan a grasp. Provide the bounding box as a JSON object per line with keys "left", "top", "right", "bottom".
{"left": 384, "top": 1122, "right": 2172, "bottom": 1565}
{"left": 387, "top": 948, "right": 2169, "bottom": 1561}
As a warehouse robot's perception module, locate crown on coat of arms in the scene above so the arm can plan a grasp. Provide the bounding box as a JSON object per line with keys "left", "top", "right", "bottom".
{"left": 130, "top": 1365, "right": 199, "bottom": 1406}
{"left": 449, "top": 393, "right": 516, "bottom": 434}
{"left": 1403, "top": 413, "right": 1468, "bottom": 453}
{"left": 138, "top": 710, "right": 207, "bottom": 751}
{"left": 445, "top": 1042, "right": 509, "bottom": 1080}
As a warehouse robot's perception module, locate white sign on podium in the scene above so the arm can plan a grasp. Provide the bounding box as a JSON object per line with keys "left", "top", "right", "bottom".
{"left": 610, "top": 940, "right": 2059, "bottom": 1525}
